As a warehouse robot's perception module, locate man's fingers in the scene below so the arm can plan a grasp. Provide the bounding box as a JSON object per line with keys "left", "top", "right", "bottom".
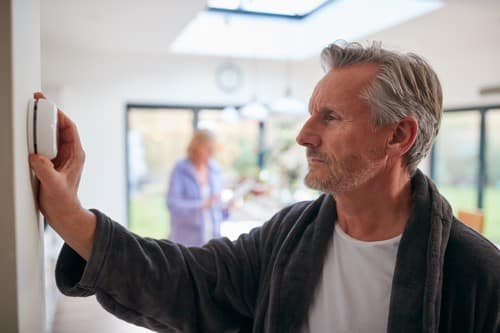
{"left": 34, "top": 92, "right": 46, "bottom": 99}
{"left": 29, "top": 154, "right": 59, "bottom": 185}
{"left": 57, "top": 110, "right": 83, "bottom": 146}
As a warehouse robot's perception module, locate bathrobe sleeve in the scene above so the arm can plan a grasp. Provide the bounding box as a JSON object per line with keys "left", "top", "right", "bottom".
{"left": 54, "top": 208, "right": 282, "bottom": 333}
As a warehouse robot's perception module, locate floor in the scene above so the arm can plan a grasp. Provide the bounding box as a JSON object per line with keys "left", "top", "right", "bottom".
{"left": 52, "top": 295, "right": 152, "bottom": 333}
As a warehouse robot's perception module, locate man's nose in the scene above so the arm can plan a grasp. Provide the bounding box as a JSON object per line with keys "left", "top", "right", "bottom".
{"left": 296, "top": 117, "right": 321, "bottom": 148}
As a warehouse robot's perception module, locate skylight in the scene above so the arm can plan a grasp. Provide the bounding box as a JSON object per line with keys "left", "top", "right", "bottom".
{"left": 207, "top": 0, "right": 332, "bottom": 18}
{"left": 172, "top": 0, "right": 443, "bottom": 60}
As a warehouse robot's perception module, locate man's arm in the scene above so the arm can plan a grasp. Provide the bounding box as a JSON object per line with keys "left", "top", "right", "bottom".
{"left": 55, "top": 208, "right": 264, "bottom": 332}
{"left": 29, "top": 92, "right": 95, "bottom": 260}
{"left": 28, "top": 93, "right": 265, "bottom": 331}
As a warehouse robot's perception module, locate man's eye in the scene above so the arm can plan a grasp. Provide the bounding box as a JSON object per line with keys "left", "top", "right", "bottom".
{"left": 325, "top": 113, "right": 340, "bottom": 121}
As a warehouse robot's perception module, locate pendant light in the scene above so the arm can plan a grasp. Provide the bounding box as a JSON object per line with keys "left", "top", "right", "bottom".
{"left": 239, "top": 59, "right": 269, "bottom": 121}
{"left": 270, "top": 60, "right": 306, "bottom": 115}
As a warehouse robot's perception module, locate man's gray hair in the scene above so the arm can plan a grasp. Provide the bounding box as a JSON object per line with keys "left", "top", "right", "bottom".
{"left": 320, "top": 41, "right": 443, "bottom": 175}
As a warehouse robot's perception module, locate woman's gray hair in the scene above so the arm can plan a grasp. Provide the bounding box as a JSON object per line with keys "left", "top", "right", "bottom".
{"left": 320, "top": 41, "right": 443, "bottom": 175}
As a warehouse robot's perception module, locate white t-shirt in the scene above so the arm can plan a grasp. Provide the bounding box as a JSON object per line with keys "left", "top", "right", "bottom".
{"left": 303, "top": 223, "right": 401, "bottom": 333}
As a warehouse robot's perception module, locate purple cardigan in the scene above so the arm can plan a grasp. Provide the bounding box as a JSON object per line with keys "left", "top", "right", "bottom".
{"left": 166, "top": 158, "right": 225, "bottom": 246}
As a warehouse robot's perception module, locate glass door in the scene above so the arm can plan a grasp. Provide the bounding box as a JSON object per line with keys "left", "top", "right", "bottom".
{"left": 127, "top": 108, "right": 193, "bottom": 238}
{"left": 433, "top": 111, "right": 480, "bottom": 213}
{"left": 485, "top": 109, "right": 500, "bottom": 241}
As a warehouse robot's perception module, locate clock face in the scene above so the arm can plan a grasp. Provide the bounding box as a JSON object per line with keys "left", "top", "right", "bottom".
{"left": 215, "top": 62, "right": 243, "bottom": 93}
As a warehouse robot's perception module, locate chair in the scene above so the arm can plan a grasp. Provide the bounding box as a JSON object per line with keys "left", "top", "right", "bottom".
{"left": 457, "top": 210, "right": 484, "bottom": 233}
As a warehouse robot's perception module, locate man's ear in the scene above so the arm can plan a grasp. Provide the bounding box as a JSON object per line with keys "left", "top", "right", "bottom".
{"left": 386, "top": 116, "right": 418, "bottom": 157}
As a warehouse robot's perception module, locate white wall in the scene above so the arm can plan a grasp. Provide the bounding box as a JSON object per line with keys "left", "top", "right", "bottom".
{"left": 0, "top": 0, "right": 46, "bottom": 332}
{"left": 0, "top": 0, "right": 18, "bottom": 328}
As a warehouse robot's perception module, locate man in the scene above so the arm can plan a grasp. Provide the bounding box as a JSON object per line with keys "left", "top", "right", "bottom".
{"left": 30, "top": 42, "right": 499, "bottom": 333}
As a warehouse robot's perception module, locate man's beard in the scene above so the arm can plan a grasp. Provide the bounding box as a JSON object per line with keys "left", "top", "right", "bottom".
{"left": 304, "top": 148, "right": 382, "bottom": 195}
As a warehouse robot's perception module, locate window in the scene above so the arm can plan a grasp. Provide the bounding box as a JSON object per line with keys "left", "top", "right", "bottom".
{"left": 264, "top": 113, "right": 318, "bottom": 202}
{"left": 126, "top": 106, "right": 263, "bottom": 239}
{"left": 207, "top": 0, "right": 332, "bottom": 18}
{"left": 431, "top": 106, "right": 500, "bottom": 242}
{"left": 433, "top": 111, "right": 480, "bottom": 212}
{"left": 484, "top": 109, "right": 500, "bottom": 240}
{"left": 127, "top": 108, "right": 194, "bottom": 238}
{"left": 198, "top": 109, "right": 260, "bottom": 179}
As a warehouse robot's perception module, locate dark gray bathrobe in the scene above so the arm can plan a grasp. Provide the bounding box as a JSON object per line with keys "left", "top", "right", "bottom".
{"left": 55, "top": 170, "right": 500, "bottom": 332}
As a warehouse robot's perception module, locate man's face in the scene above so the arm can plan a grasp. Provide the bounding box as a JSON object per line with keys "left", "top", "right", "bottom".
{"left": 296, "top": 63, "right": 391, "bottom": 194}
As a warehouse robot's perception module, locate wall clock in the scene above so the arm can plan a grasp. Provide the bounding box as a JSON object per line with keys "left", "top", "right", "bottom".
{"left": 215, "top": 62, "right": 243, "bottom": 93}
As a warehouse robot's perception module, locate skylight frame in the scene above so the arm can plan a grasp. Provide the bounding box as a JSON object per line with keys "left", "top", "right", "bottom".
{"left": 207, "top": 0, "right": 334, "bottom": 19}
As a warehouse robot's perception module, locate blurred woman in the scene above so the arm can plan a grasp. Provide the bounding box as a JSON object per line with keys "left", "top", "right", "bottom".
{"left": 166, "top": 129, "right": 226, "bottom": 246}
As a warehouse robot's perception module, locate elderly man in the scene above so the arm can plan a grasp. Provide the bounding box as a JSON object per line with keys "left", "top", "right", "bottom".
{"left": 30, "top": 42, "right": 499, "bottom": 333}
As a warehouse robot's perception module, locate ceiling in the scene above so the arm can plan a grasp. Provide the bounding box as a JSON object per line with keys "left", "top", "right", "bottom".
{"left": 41, "top": 0, "right": 206, "bottom": 55}
{"left": 42, "top": 0, "right": 500, "bottom": 61}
